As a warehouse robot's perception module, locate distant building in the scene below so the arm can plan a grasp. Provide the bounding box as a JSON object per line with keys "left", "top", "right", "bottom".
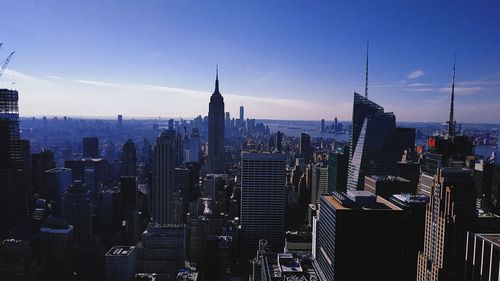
{"left": 327, "top": 145, "right": 349, "bottom": 193}
{"left": 310, "top": 163, "right": 328, "bottom": 206}
{"left": 121, "top": 176, "right": 138, "bottom": 211}
{"left": 82, "top": 137, "right": 99, "bottom": 158}
{"left": 207, "top": 69, "right": 225, "bottom": 173}
{"left": 313, "top": 191, "right": 404, "bottom": 281}
{"left": 31, "top": 149, "right": 55, "bottom": 195}
{"left": 241, "top": 152, "right": 286, "bottom": 257}
{"left": 121, "top": 139, "right": 137, "bottom": 177}
{"left": 299, "top": 133, "right": 312, "bottom": 163}
{"left": 105, "top": 246, "right": 136, "bottom": 281}
{"left": 117, "top": 115, "right": 123, "bottom": 130}
{"left": 275, "top": 131, "right": 283, "bottom": 152}
{"left": 320, "top": 119, "right": 325, "bottom": 133}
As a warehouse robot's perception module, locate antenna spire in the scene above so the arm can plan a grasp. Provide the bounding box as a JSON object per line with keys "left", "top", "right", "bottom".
{"left": 364, "top": 40, "right": 369, "bottom": 98}
{"left": 448, "top": 56, "right": 456, "bottom": 136}
{"left": 214, "top": 64, "right": 219, "bottom": 93}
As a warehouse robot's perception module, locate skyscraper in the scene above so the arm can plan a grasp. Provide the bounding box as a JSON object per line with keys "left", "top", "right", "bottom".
{"left": 417, "top": 62, "right": 476, "bottom": 281}
{"left": 152, "top": 131, "right": 176, "bottom": 225}
{"left": 275, "top": 131, "right": 283, "bottom": 152}
{"left": 105, "top": 246, "right": 136, "bottom": 281}
{"left": 327, "top": 145, "right": 349, "bottom": 193}
{"left": 40, "top": 218, "right": 74, "bottom": 280}
{"left": 44, "top": 168, "right": 72, "bottom": 216}
{"left": 62, "top": 180, "right": 92, "bottom": 243}
{"left": 299, "top": 133, "right": 312, "bottom": 163}
{"left": 121, "top": 139, "right": 137, "bottom": 177}
{"left": 207, "top": 68, "right": 225, "bottom": 173}
{"left": 313, "top": 191, "right": 404, "bottom": 281}
{"left": 239, "top": 105, "right": 244, "bottom": 127}
{"left": 310, "top": 163, "right": 328, "bottom": 206}
{"left": 188, "top": 128, "right": 200, "bottom": 163}
{"left": 240, "top": 152, "right": 286, "bottom": 256}
{"left": 0, "top": 89, "right": 30, "bottom": 239}
{"left": 347, "top": 110, "right": 396, "bottom": 190}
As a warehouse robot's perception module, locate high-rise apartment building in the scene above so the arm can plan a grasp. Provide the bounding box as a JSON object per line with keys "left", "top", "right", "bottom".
{"left": 240, "top": 152, "right": 286, "bottom": 256}
{"left": 207, "top": 69, "right": 225, "bottom": 173}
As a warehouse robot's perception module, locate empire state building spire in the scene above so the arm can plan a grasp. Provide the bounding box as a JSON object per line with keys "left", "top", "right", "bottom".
{"left": 214, "top": 65, "right": 220, "bottom": 94}
{"left": 447, "top": 56, "right": 456, "bottom": 137}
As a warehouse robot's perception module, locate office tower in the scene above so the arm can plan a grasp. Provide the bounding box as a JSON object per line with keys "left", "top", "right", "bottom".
{"left": 417, "top": 64, "right": 477, "bottom": 281}
{"left": 239, "top": 105, "right": 244, "bottom": 127}
{"left": 394, "top": 127, "right": 416, "bottom": 160}
{"left": 0, "top": 239, "right": 40, "bottom": 281}
{"left": 0, "top": 89, "right": 30, "bottom": 239}
{"left": 152, "top": 131, "right": 176, "bottom": 225}
{"left": 333, "top": 117, "right": 338, "bottom": 132}
{"left": 313, "top": 191, "right": 404, "bottom": 281}
{"left": 189, "top": 199, "right": 223, "bottom": 264}
{"left": 396, "top": 160, "right": 420, "bottom": 194}
{"left": 207, "top": 68, "right": 225, "bottom": 173}
{"left": 389, "top": 194, "right": 429, "bottom": 281}
{"left": 465, "top": 233, "right": 500, "bottom": 281}
{"left": 44, "top": 168, "right": 72, "bottom": 216}
{"left": 347, "top": 110, "right": 396, "bottom": 190}
{"left": 168, "top": 119, "right": 174, "bottom": 130}
{"left": 320, "top": 119, "right": 325, "bottom": 133}
{"left": 241, "top": 152, "right": 286, "bottom": 256}
{"left": 203, "top": 174, "right": 224, "bottom": 200}
{"left": 121, "top": 139, "right": 137, "bottom": 177}
{"left": 416, "top": 167, "right": 475, "bottom": 281}
{"left": 204, "top": 236, "right": 233, "bottom": 280}
{"left": 135, "top": 224, "right": 186, "bottom": 281}
{"left": 276, "top": 131, "right": 283, "bottom": 152}
{"left": 31, "top": 149, "right": 55, "bottom": 195}
{"left": 327, "top": 145, "right": 349, "bottom": 193}
{"left": 187, "top": 128, "right": 200, "bottom": 163}
{"left": 118, "top": 115, "right": 123, "bottom": 130}
{"left": 364, "top": 175, "right": 412, "bottom": 199}
{"left": 105, "top": 246, "right": 136, "bottom": 281}
{"left": 174, "top": 167, "right": 189, "bottom": 209}
{"left": 310, "top": 163, "right": 328, "bottom": 206}
{"left": 349, "top": 92, "right": 384, "bottom": 164}
{"left": 62, "top": 180, "right": 92, "bottom": 243}
{"left": 64, "top": 158, "right": 108, "bottom": 183}
{"left": 121, "top": 176, "right": 138, "bottom": 210}
{"left": 40, "top": 218, "right": 74, "bottom": 280}
{"left": 82, "top": 137, "right": 99, "bottom": 158}
{"left": 299, "top": 133, "right": 312, "bottom": 163}
{"left": 475, "top": 161, "right": 500, "bottom": 214}
{"left": 225, "top": 112, "right": 231, "bottom": 128}
{"left": 96, "top": 187, "right": 122, "bottom": 233}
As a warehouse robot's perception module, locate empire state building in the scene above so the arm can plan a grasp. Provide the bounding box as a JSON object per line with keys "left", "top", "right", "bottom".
{"left": 207, "top": 68, "right": 225, "bottom": 173}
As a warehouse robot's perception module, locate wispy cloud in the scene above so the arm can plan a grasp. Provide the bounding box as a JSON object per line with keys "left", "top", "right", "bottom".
{"left": 406, "top": 69, "right": 424, "bottom": 79}
{"left": 437, "top": 86, "right": 483, "bottom": 95}
{"left": 77, "top": 79, "right": 114, "bottom": 86}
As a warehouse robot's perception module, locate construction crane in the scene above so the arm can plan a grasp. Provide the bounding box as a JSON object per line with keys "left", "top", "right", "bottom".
{"left": 0, "top": 51, "right": 15, "bottom": 81}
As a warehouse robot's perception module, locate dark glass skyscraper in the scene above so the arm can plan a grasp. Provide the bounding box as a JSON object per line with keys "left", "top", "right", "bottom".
{"left": 0, "top": 89, "right": 30, "bottom": 239}
{"left": 82, "top": 137, "right": 99, "bottom": 158}
{"left": 121, "top": 139, "right": 137, "bottom": 176}
{"left": 207, "top": 69, "right": 225, "bottom": 173}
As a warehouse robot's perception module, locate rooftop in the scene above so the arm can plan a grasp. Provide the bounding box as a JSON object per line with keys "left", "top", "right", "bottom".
{"left": 106, "top": 246, "right": 135, "bottom": 257}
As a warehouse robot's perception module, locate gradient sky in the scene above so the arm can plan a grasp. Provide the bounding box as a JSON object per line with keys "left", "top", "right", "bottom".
{"left": 1, "top": 1, "right": 500, "bottom": 122}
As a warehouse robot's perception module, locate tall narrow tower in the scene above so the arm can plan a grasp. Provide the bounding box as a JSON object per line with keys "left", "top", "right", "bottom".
{"left": 207, "top": 67, "right": 225, "bottom": 173}
{"left": 152, "top": 131, "right": 176, "bottom": 224}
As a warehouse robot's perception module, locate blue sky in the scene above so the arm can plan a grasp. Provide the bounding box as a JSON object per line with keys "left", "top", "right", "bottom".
{"left": 1, "top": 1, "right": 500, "bottom": 122}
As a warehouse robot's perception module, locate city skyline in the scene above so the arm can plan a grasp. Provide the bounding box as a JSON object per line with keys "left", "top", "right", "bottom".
{"left": 1, "top": 1, "right": 500, "bottom": 122}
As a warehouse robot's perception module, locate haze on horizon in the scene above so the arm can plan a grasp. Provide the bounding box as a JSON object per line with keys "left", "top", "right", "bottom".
{"left": 1, "top": 1, "right": 500, "bottom": 123}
